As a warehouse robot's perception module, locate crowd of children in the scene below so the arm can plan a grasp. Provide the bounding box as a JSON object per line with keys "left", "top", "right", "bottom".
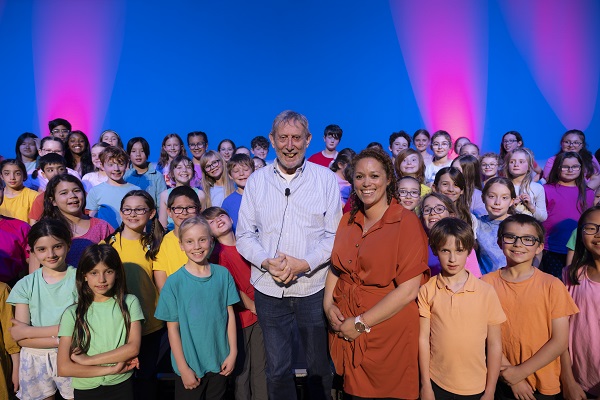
{"left": 0, "top": 117, "right": 599, "bottom": 400}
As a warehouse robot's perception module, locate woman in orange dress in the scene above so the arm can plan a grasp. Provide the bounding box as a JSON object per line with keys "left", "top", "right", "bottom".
{"left": 324, "top": 148, "right": 430, "bottom": 399}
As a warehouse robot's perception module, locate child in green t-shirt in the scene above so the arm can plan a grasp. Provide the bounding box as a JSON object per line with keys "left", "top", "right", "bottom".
{"left": 57, "top": 244, "right": 144, "bottom": 399}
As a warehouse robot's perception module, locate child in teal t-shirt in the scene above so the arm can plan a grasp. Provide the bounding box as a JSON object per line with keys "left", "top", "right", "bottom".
{"left": 7, "top": 219, "right": 77, "bottom": 400}
{"left": 155, "top": 216, "right": 239, "bottom": 399}
{"left": 57, "top": 244, "right": 144, "bottom": 399}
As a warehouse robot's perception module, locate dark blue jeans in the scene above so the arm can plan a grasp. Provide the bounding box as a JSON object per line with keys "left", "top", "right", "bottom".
{"left": 254, "top": 289, "right": 333, "bottom": 400}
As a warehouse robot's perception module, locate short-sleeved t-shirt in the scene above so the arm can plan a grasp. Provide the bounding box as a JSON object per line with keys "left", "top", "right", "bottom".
{"left": 475, "top": 215, "right": 506, "bottom": 275}
{"left": 86, "top": 182, "right": 141, "bottom": 229}
{"left": 481, "top": 269, "right": 579, "bottom": 394}
{"left": 7, "top": 266, "right": 77, "bottom": 327}
{"left": 418, "top": 272, "right": 506, "bottom": 395}
{"left": 154, "top": 264, "right": 240, "bottom": 378}
{"left": 28, "top": 192, "right": 45, "bottom": 222}
{"left": 67, "top": 218, "right": 114, "bottom": 268}
{"left": 0, "top": 187, "right": 39, "bottom": 223}
{"left": 124, "top": 163, "right": 168, "bottom": 208}
{"left": 308, "top": 151, "right": 335, "bottom": 168}
{"left": 105, "top": 233, "right": 163, "bottom": 336}
{"left": 209, "top": 243, "right": 257, "bottom": 329}
{"left": 59, "top": 294, "right": 144, "bottom": 390}
{"left": 0, "top": 217, "right": 30, "bottom": 284}
{"left": 152, "top": 231, "right": 187, "bottom": 277}
{"left": 221, "top": 191, "right": 242, "bottom": 232}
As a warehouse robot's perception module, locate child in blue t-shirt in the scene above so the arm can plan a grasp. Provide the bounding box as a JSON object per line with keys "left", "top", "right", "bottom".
{"left": 155, "top": 216, "right": 239, "bottom": 399}
{"left": 221, "top": 154, "right": 255, "bottom": 232}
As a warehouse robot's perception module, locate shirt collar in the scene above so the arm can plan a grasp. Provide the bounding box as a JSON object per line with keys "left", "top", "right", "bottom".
{"left": 272, "top": 158, "right": 307, "bottom": 179}
{"left": 435, "top": 270, "right": 477, "bottom": 292}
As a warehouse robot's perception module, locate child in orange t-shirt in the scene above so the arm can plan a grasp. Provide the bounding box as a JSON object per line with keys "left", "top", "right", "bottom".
{"left": 481, "top": 214, "right": 579, "bottom": 400}
{"left": 419, "top": 218, "right": 505, "bottom": 400}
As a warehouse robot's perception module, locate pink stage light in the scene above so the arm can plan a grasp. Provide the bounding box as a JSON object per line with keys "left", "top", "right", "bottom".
{"left": 32, "top": 0, "right": 125, "bottom": 142}
{"left": 500, "top": 0, "right": 600, "bottom": 130}
{"left": 389, "top": 0, "right": 488, "bottom": 144}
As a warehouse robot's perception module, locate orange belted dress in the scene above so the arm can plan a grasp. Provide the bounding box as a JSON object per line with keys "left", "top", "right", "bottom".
{"left": 330, "top": 202, "right": 429, "bottom": 399}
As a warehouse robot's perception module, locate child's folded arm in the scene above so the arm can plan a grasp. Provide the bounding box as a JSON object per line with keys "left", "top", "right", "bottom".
{"left": 70, "top": 320, "right": 142, "bottom": 366}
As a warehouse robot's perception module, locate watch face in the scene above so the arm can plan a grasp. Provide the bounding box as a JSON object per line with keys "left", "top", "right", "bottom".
{"left": 355, "top": 321, "right": 365, "bottom": 333}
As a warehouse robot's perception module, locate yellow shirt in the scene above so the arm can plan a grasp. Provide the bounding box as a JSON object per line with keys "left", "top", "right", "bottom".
{"left": 0, "top": 187, "right": 38, "bottom": 223}
{"left": 153, "top": 231, "right": 187, "bottom": 277}
{"left": 0, "top": 283, "right": 20, "bottom": 398}
{"left": 104, "top": 233, "right": 163, "bottom": 335}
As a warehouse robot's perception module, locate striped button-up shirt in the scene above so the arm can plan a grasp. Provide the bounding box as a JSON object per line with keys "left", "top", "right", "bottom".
{"left": 236, "top": 159, "right": 343, "bottom": 298}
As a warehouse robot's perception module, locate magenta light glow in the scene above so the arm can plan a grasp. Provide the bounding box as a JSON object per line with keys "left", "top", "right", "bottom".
{"left": 32, "top": 0, "right": 125, "bottom": 142}
{"left": 389, "top": 0, "right": 488, "bottom": 144}
{"left": 500, "top": 0, "right": 600, "bottom": 130}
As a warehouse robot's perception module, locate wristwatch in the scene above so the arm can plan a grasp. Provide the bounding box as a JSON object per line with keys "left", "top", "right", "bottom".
{"left": 354, "top": 314, "right": 371, "bottom": 333}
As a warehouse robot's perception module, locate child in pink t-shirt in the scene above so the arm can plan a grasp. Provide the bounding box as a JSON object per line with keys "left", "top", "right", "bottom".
{"left": 561, "top": 205, "right": 600, "bottom": 399}
{"left": 0, "top": 179, "right": 30, "bottom": 286}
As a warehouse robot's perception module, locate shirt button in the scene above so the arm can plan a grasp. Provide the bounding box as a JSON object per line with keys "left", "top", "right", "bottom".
{"left": 355, "top": 244, "right": 359, "bottom": 247}
{"left": 348, "top": 260, "right": 352, "bottom": 263}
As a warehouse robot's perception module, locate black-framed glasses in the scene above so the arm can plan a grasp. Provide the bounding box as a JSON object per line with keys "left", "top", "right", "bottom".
{"left": 501, "top": 234, "right": 540, "bottom": 246}
{"left": 189, "top": 142, "right": 206, "bottom": 149}
{"left": 51, "top": 128, "right": 70, "bottom": 134}
{"left": 398, "top": 189, "right": 420, "bottom": 198}
{"left": 582, "top": 223, "right": 600, "bottom": 235}
{"left": 170, "top": 206, "right": 198, "bottom": 214}
{"left": 560, "top": 165, "right": 581, "bottom": 172}
{"left": 422, "top": 205, "right": 447, "bottom": 215}
{"left": 562, "top": 140, "right": 583, "bottom": 146}
{"left": 205, "top": 160, "right": 221, "bottom": 170}
{"left": 503, "top": 139, "right": 518, "bottom": 144}
{"left": 121, "top": 208, "right": 150, "bottom": 215}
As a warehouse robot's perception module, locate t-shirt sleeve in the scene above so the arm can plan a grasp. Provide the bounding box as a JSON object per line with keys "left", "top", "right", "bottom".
{"left": 224, "top": 269, "right": 241, "bottom": 307}
{"left": 6, "top": 277, "right": 31, "bottom": 305}
{"left": 154, "top": 277, "right": 178, "bottom": 321}
{"left": 28, "top": 193, "right": 44, "bottom": 220}
{"left": 58, "top": 306, "right": 76, "bottom": 337}
{"left": 417, "top": 283, "right": 431, "bottom": 319}
{"left": 549, "top": 278, "right": 579, "bottom": 319}
{"left": 486, "top": 286, "right": 507, "bottom": 325}
{"left": 565, "top": 229, "right": 577, "bottom": 251}
{"left": 86, "top": 187, "right": 100, "bottom": 211}
{"left": 126, "top": 295, "right": 145, "bottom": 323}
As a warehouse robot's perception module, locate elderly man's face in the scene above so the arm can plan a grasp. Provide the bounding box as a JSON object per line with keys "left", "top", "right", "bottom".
{"left": 270, "top": 121, "right": 311, "bottom": 174}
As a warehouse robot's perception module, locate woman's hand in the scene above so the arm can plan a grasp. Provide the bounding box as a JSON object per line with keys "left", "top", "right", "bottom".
{"left": 324, "top": 303, "right": 345, "bottom": 332}
{"left": 338, "top": 317, "right": 361, "bottom": 342}
{"left": 420, "top": 384, "right": 435, "bottom": 400}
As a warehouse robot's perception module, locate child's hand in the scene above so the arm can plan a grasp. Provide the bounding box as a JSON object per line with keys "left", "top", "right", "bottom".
{"left": 111, "top": 361, "right": 138, "bottom": 375}
{"left": 561, "top": 376, "right": 587, "bottom": 400}
{"left": 126, "top": 357, "right": 140, "bottom": 370}
{"left": 70, "top": 349, "right": 92, "bottom": 366}
{"left": 10, "top": 319, "right": 29, "bottom": 341}
{"left": 480, "top": 390, "right": 494, "bottom": 400}
{"left": 501, "top": 365, "right": 527, "bottom": 386}
{"left": 181, "top": 367, "right": 201, "bottom": 389}
{"left": 220, "top": 353, "right": 236, "bottom": 376}
{"left": 508, "top": 380, "right": 535, "bottom": 400}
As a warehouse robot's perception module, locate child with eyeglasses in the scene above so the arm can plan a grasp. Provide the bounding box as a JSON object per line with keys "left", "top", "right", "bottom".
{"left": 541, "top": 152, "right": 595, "bottom": 278}
{"left": 397, "top": 176, "right": 421, "bottom": 212}
{"left": 419, "top": 193, "right": 481, "bottom": 277}
{"left": 482, "top": 214, "right": 579, "bottom": 400}
{"left": 153, "top": 186, "right": 202, "bottom": 291}
{"left": 560, "top": 205, "right": 600, "bottom": 400}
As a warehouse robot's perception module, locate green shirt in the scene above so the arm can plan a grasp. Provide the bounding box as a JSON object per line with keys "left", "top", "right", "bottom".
{"left": 58, "top": 294, "right": 144, "bottom": 390}
{"left": 7, "top": 266, "right": 77, "bottom": 327}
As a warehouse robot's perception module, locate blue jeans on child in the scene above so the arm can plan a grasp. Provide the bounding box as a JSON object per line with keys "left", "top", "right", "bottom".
{"left": 254, "top": 289, "right": 333, "bottom": 400}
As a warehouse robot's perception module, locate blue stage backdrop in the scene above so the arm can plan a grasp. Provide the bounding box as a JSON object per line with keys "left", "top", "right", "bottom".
{"left": 1, "top": 0, "right": 598, "bottom": 161}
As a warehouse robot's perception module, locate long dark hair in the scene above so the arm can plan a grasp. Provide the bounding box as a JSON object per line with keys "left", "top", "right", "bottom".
{"left": 72, "top": 244, "right": 130, "bottom": 354}
{"left": 15, "top": 132, "right": 38, "bottom": 162}
{"left": 348, "top": 147, "right": 398, "bottom": 224}
{"left": 547, "top": 152, "right": 589, "bottom": 213}
{"left": 27, "top": 218, "right": 72, "bottom": 252}
{"left": 64, "top": 131, "right": 94, "bottom": 176}
{"left": 40, "top": 175, "right": 86, "bottom": 233}
{"left": 106, "top": 190, "right": 164, "bottom": 261}
{"left": 433, "top": 167, "right": 471, "bottom": 224}
{"left": 568, "top": 205, "right": 600, "bottom": 285}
